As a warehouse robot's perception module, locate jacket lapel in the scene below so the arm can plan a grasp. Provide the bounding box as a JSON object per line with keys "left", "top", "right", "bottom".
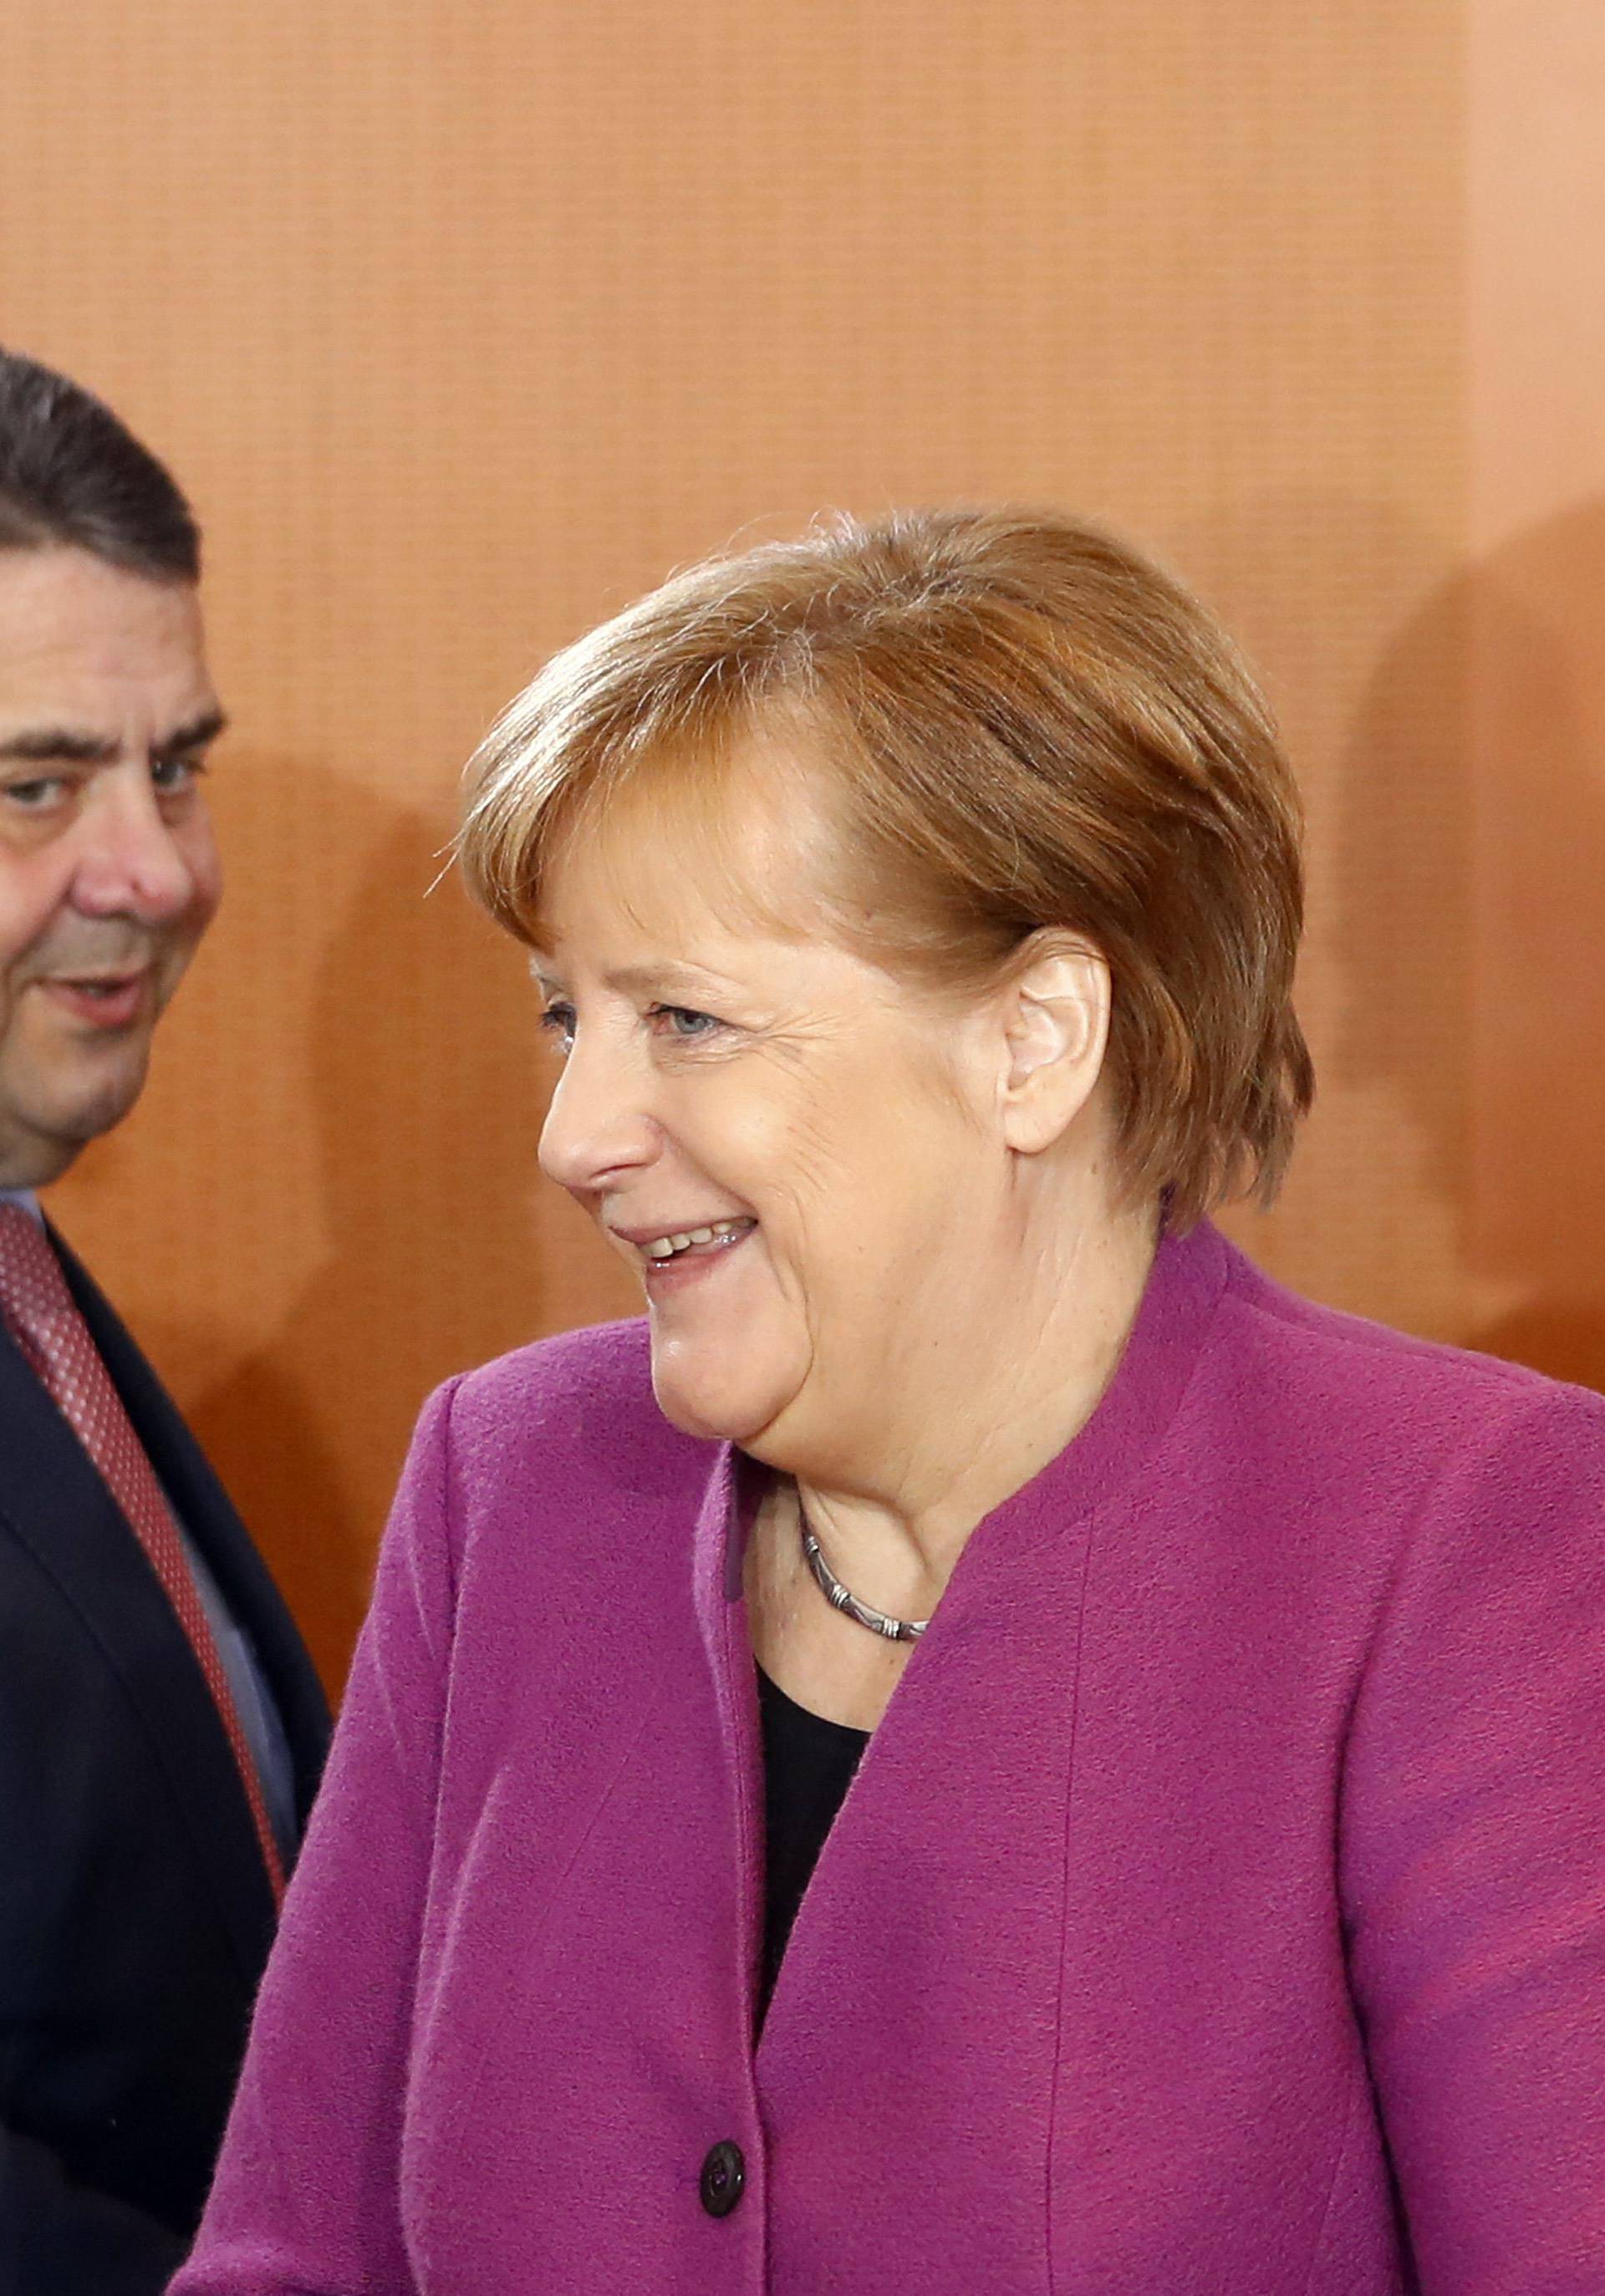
{"left": 690, "top": 1442, "right": 768, "bottom": 2036}
{"left": 52, "top": 1228, "right": 331, "bottom": 1828}
{"left": 0, "top": 1272, "right": 279, "bottom": 1985}
{"left": 741, "top": 1226, "right": 1232, "bottom": 2285}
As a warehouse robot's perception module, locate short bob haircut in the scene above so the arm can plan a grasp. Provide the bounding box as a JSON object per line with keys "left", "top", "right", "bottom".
{"left": 460, "top": 507, "right": 1313, "bottom": 1229}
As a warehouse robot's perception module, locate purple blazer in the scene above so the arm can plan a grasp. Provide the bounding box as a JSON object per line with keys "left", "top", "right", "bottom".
{"left": 173, "top": 1224, "right": 1605, "bottom": 2293}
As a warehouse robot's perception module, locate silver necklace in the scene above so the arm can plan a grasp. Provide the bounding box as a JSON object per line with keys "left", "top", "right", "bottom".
{"left": 798, "top": 1504, "right": 930, "bottom": 1642}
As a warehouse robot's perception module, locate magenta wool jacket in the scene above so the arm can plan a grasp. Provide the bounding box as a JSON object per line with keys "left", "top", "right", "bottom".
{"left": 173, "top": 1223, "right": 1605, "bottom": 2293}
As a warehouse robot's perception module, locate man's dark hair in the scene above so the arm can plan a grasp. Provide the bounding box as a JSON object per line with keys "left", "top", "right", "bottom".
{"left": 0, "top": 346, "right": 200, "bottom": 582}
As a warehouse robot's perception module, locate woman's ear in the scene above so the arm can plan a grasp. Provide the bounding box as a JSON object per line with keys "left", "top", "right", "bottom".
{"left": 998, "top": 933, "right": 1112, "bottom": 1154}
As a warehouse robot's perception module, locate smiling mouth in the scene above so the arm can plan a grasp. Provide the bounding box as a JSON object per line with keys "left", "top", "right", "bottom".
{"left": 639, "top": 1217, "right": 756, "bottom": 1264}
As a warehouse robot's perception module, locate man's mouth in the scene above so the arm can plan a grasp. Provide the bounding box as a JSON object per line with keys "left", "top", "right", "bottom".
{"left": 38, "top": 970, "right": 153, "bottom": 1029}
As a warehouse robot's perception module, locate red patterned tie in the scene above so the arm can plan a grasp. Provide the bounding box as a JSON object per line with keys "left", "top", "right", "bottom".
{"left": 0, "top": 1203, "right": 285, "bottom": 1907}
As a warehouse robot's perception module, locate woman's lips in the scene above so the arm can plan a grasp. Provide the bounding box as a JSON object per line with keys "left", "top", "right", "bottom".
{"left": 38, "top": 973, "right": 151, "bottom": 1031}
{"left": 638, "top": 1219, "right": 757, "bottom": 1290}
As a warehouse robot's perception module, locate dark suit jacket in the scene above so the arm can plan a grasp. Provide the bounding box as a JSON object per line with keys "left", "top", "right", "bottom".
{"left": 0, "top": 1227, "right": 331, "bottom": 2294}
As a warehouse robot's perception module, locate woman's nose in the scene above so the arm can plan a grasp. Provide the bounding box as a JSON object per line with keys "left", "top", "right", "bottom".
{"left": 538, "top": 1036, "right": 660, "bottom": 1194}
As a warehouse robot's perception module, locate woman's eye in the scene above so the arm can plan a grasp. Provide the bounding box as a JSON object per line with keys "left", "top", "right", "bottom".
{"left": 538, "top": 1001, "right": 577, "bottom": 1050}
{"left": 651, "top": 1004, "right": 721, "bottom": 1041}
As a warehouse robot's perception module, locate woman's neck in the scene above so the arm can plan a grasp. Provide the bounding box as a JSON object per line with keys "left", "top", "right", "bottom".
{"left": 796, "top": 1195, "right": 1157, "bottom": 1600}
{"left": 744, "top": 1184, "right": 1161, "bottom": 1731}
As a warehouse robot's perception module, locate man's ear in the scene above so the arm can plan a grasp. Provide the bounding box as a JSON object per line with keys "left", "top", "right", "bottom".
{"left": 998, "top": 932, "right": 1111, "bottom": 1154}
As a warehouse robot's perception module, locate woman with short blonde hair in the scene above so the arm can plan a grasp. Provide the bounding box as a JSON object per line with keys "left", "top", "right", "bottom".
{"left": 464, "top": 506, "right": 1313, "bottom": 1224}
{"left": 180, "top": 509, "right": 1605, "bottom": 2295}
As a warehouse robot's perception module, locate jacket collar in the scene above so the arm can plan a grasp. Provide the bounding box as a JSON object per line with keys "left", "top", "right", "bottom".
{"left": 690, "top": 1217, "right": 1235, "bottom": 2049}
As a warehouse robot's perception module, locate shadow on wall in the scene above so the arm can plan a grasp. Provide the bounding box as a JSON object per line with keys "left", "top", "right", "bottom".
{"left": 1338, "top": 497, "right": 1605, "bottom": 1390}
{"left": 186, "top": 761, "right": 553, "bottom": 1692}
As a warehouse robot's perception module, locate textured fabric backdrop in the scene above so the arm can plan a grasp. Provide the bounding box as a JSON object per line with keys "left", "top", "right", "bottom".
{"left": 2, "top": 0, "right": 1598, "bottom": 1688}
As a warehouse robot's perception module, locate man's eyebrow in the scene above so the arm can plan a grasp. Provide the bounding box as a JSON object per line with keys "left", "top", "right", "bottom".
{"left": 0, "top": 727, "right": 120, "bottom": 766}
{"left": 154, "top": 706, "right": 228, "bottom": 756}
{"left": 0, "top": 706, "right": 228, "bottom": 768}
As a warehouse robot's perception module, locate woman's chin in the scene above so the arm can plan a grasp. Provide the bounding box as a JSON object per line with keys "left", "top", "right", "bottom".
{"left": 647, "top": 1337, "right": 798, "bottom": 1447}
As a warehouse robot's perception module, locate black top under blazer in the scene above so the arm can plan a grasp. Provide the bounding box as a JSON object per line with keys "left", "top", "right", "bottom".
{"left": 0, "top": 1226, "right": 330, "bottom": 2294}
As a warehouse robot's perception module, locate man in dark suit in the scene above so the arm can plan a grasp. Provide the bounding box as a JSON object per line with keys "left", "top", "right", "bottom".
{"left": 0, "top": 348, "right": 330, "bottom": 2291}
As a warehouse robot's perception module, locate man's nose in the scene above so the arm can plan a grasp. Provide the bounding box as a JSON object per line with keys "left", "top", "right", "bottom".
{"left": 70, "top": 770, "right": 204, "bottom": 923}
{"left": 538, "top": 1030, "right": 660, "bottom": 1194}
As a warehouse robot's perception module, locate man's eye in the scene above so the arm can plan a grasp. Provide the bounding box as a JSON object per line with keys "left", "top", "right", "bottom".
{"left": 2, "top": 776, "right": 69, "bottom": 812}
{"left": 538, "top": 1001, "right": 577, "bottom": 1050}
{"left": 151, "top": 754, "right": 205, "bottom": 794}
{"left": 651, "top": 1005, "right": 721, "bottom": 1041}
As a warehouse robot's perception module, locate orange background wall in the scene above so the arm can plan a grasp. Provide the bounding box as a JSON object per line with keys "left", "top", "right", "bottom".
{"left": 2, "top": 3, "right": 1599, "bottom": 1692}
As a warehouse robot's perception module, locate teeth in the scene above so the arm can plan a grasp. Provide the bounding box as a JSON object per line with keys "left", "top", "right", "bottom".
{"left": 643, "top": 1218, "right": 748, "bottom": 1260}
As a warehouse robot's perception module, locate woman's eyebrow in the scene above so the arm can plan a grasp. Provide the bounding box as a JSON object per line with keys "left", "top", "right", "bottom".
{"left": 607, "top": 962, "right": 740, "bottom": 1000}
{"left": 526, "top": 957, "right": 744, "bottom": 1000}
